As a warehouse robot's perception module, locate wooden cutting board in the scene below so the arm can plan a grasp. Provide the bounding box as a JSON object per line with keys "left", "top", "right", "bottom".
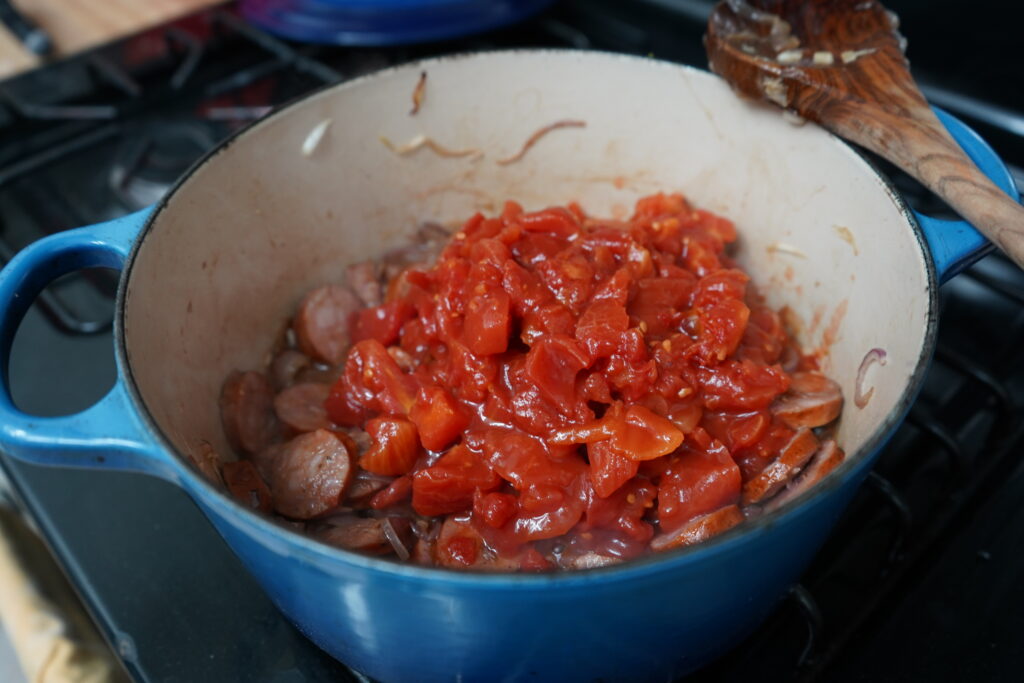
{"left": 0, "top": 0, "right": 224, "bottom": 79}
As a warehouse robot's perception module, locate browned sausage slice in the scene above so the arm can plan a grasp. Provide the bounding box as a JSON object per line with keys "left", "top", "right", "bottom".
{"left": 274, "top": 382, "right": 333, "bottom": 433}
{"left": 271, "top": 429, "right": 353, "bottom": 519}
{"left": 344, "top": 470, "right": 393, "bottom": 505}
{"left": 765, "top": 439, "right": 845, "bottom": 511}
{"left": 345, "top": 261, "right": 383, "bottom": 308}
{"left": 222, "top": 460, "right": 273, "bottom": 512}
{"left": 220, "top": 371, "right": 280, "bottom": 456}
{"left": 294, "top": 285, "right": 362, "bottom": 365}
{"left": 251, "top": 442, "right": 285, "bottom": 483}
{"left": 269, "top": 349, "right": 311, "bottom": 391}
{"left": 773, "top": 371, "right": 843, "bottom": 429}
{"left": 741, "top": 428, "right": 819, "bottom": 505}
{"left": 649, "top": 504, "right": 744, "bottom": 552}
{"left": 317, "top": 517, "right": 392, "bottom": 554}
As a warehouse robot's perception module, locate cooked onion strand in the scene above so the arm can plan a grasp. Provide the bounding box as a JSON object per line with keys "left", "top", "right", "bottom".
{"left": 854, "top": 347, "right": 887, "bottom": 408}
{"left": 380, "top": 134, "right": 481, "bottom": 159}
{"left": 496, "top": 119, "right": 586, "bottom": 166}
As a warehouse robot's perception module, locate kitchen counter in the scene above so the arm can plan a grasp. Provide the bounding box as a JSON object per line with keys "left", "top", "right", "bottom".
{"left": 0, "top": 0, "right": 223, "bottom": 79}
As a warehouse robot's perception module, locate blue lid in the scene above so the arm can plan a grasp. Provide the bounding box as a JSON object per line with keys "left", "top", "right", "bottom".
{"left": 239, "top": 0, "right": 556, "bottom": 46}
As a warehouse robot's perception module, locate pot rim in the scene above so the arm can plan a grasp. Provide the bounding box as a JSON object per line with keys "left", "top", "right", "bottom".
{"left": 116, "top": 48, "right": 939, "bottom": 586}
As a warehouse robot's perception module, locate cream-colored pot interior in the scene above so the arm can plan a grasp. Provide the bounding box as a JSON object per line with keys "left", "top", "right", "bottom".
{"left": 123, "top": 51, "right": 932, "bottom": 479}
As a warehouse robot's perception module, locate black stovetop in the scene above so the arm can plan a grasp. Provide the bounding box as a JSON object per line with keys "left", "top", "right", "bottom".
{"left": 2, "top": 1, "right": 1023, "bottom": 681}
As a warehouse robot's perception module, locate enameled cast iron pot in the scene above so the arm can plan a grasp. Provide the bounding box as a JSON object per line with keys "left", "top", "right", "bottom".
{"left": 0, "top": 51, "right": 1018, "bottom": 681}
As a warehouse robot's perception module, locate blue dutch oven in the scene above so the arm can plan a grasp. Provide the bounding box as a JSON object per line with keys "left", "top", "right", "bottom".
{"left": 0, "top": 51, "right": 1018, "bottom": 681}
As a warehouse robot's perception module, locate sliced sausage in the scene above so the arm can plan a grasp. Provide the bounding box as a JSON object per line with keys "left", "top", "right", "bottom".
{"left": 773, "top": 371, "right": 843, "bottom": 429}
{"left": 274, "top": 382, "right": 333, "bottom": 433}
{"left": 334, "top": 427, "right": 371, "bottom": 455}
{"left": 741, "top": 428, "right": 819, "bottom": 505}
{"left": 649, "top": 504, "right": 744, "bottom": 552}
{"left": 188, "top": 441, "right": 224, "bottom": 487}
{"left": 222, "top": 460, "right": 272, "bottom": 512}
{"left": 295, "top": 362, "right": 345, "bottom": 386}
{"left": 269, "top": 349, "right": 311, "bottom": 391}
{"left": 294, "top": 284, "right": 362, "bottom": 365}
{"left": 220, "top": 371, "right": 280, "bottom": 455}
{"left": 317, "top": 517, "right": 391, "bottom": 554}
{"left": 345, "top": 261, "right": 383, "bottom": 308}
{"left": 271, "top": 429, "right": 353, "bottom": 519}
{"left": 765, "top": 439, "right": 845, "bottom": 511}
{"left": 344, "top": 470, "right": 393, "bottom": 505}
{"left": 251, "top": 442, "right": 285, "bottom": 483}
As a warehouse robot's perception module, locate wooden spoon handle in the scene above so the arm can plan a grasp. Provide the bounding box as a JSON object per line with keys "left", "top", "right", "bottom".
{"left": 837, "top": 105, "right": 1024, "bottom": 269}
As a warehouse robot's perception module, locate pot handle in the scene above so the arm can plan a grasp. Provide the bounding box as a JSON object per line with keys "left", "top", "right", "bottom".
{"left": 0, "top": 208, "right": 175, "bottom": 479}
{"left": 915, "top": 108, "right": 1021, "bottom": 283}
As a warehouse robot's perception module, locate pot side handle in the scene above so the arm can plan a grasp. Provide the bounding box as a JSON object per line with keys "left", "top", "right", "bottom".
{"left": 0, "top": 208, "right": 176, "bottom": 480}
{"left": 916, "top": 108, "right": 1021, "bottom": 283}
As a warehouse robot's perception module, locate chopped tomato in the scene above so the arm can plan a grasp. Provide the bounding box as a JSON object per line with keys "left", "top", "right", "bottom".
{"left": 412, "top": 445, "right": 502, "bottom": 517}
{"left": 463, "top": 288, "right": 511, "bottom": 355}
{"left": 369, "top": 474, "right": 413, "bottom": 509}
{"left": 588, "top": 439, "right": 639, "bottom": 498}
{"left": 351, "top": 300, "right": 414, "bottom": 346}
{"left": 360, "top": 417, "right": 420, "bottom": 476}
{"left": 253, "top": 191, "right": 847, "bottom": 571}
{"left": 523, "top": 335, "right": 590, "bottom": 412}
{"left": 473, "top": 490, "right": 519, "bottom": 529}
{"left": 409, "top": 387, "right": 470, "bottom": 451}
{"left": 657, "top": 438, "right": 742, "bottom": 533}
{"left": 607, "top": 405, "right": 685, "bottom": 461}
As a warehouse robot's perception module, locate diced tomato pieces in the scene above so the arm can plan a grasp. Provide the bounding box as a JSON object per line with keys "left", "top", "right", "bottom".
{"left": 331, "top": 339, "right": 420, "bottom": 419}
{"left": 463, "top": 288, "right": 511, "bottom": 355}
{"left": 289, "top": 190, "right": 845, "bottom": 570}
{"left": 519, "top": 547, "right": 554, "bottom": 571}
{"left": 657, "top": 439, "right": 742, "bottom": 533}
{"left": 412, "top": 445, "right": 502, "bottom": 517}
{"left": 445, "top": 535, "right": 478, "bottom": 567}
{"left": 517, "top": 206, "right": 579, "bottom": 238}
{"left": 629, "top": 276, "right": 695, "bottom": 337}
{"left": 588, "top": 439, "right": 640, "bottom": 498}
{"left": 351, "top": 300, "right": 414, "bottom": 346}
{"left": 699, "top": 359, "right": 790, "bottom": 411}
{"left": 360, "top": 417, "right": 420, "bottom": 476}
{"left": 702, "top": 410, "right": 770, "bottom": 452}
{"left": 369, "top": 474, "right": 413, "bottom": 509}
{"left": 409, "top": 387, "right": 470, "bottom": 451}
{"left": 576, "top": 299, "right": 629, "bottom": 358}
{"left": 523, "top": 335, "right": 590, "bottom": 412}
{"left": 608, "top": 405, "right": 684, "bottom": 461}
{"left": 473, "top": 490, "right": 519, "bottom": 529}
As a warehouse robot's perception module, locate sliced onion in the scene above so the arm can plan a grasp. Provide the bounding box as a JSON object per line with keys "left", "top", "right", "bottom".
{"left": 854, "top": 347, "right": 887, "bottom": 408}
{"left": 382, "top": 517, "right": 411, "bottom": 561}
{"left": 496, "top": 119, "right": 586, "bottom": 166}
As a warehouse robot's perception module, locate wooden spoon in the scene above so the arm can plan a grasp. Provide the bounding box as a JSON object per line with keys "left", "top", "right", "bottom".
{"left": 705, "top": 0, "right": 1024, "bottom": 269}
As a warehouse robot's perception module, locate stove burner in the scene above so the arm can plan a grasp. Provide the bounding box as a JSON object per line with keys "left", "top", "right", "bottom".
{"left": 109, "top": 121, "right": 218, "bottom": 209}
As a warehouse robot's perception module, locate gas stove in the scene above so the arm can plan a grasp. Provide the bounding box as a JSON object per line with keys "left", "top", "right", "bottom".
{"left": 1, "top": 2, "right": 1022, "bottom": 681}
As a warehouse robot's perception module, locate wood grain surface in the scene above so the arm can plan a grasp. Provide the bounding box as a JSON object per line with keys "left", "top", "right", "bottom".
{"left": 0, "top": 0, "right": 223, "bottom": 79}
{"left": 706, "top": 0, "right": 1024, "bottom": 270}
